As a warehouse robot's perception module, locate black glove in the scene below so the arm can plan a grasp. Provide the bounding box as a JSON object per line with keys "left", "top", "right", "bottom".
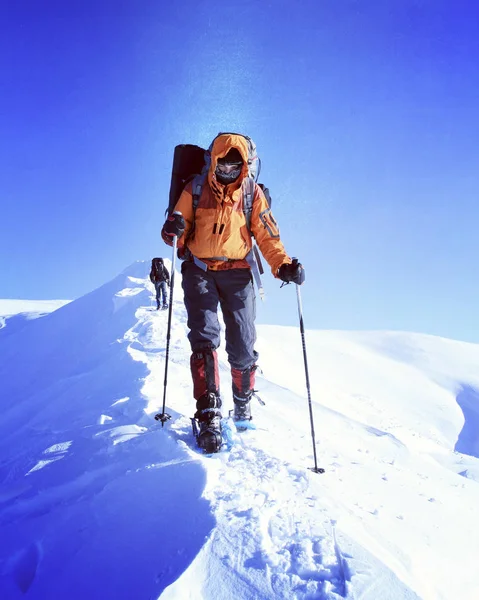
{"left": 162, "top": 212, "right": 185, "bottom": 242}
{"left": 278, "top": 258, "right": 305, "bottom": 285}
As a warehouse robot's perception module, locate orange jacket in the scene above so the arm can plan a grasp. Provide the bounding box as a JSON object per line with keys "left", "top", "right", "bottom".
{"left": 171, "top": 133, "right": 291, "bottom": 275}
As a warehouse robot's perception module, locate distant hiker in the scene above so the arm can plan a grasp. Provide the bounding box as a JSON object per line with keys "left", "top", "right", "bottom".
{"left": 149, "top": 257, "right": 170, "bottom": 310}
{"left": 162, "top": 133, "right": 305, "bottom": 453}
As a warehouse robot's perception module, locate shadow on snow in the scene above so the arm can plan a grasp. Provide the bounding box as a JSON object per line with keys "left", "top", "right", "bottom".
{"left": 0, "top": 264, "right": 214, "bottom": 600}
{"left": 454, "top": 385, "right": 479, "bottom": 459}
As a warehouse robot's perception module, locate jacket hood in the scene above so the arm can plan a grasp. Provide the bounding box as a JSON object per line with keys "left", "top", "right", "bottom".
{"left": 208, "top": 133, "right": 249, "bottom": 194}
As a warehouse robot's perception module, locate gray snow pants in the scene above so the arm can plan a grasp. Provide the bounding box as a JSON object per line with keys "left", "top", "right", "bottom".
{"left": 181, "top": 261, "right": 259, "bottom": 371}
{"left": 154, "top": 281, "right": 168, "bottom": 307}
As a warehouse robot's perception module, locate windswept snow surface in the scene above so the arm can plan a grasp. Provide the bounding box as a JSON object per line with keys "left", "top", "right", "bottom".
{"left": 0, "top": 299, "right": 70, "bottom": 315}
{"left": 0, "top": 299, "right": 70, "bottom": 338}
{"left": 1, "top": 261, "right": 479, "bottom": 600}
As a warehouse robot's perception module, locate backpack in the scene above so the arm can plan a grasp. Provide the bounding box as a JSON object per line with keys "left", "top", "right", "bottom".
{"left": 151, "top": 257, "right": 167, "bottom": 282}
{"left": 166, "top": 133, "right": 272, "bottom": 297}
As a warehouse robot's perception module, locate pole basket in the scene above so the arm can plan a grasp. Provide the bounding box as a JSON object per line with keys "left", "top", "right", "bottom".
{"left": 154, "top": 412, "right": 172, "bottom": 427}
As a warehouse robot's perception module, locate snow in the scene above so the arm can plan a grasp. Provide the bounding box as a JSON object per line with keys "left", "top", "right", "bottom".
{"left": 0, "top": 299, "right": 70, "bottom": 337}
{"left": 0, "top": 299, "right": 71, "bottom": 317}
{"left": 1, "top": 260, "right": 478, "bottom": 600}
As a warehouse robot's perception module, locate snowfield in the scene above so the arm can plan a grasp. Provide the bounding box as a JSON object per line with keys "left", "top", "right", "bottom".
{"left": 0, "top": 299, "right": 70, "bottom": 337}
{"left": 0, "top": 261, "right": 478, "bottom": 600}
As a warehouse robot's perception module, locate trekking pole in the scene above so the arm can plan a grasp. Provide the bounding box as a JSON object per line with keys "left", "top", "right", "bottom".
{"left": 155, "top": 213, "right": 181, "bottom": 426}
{"left": 295, "top": 281, "right": 325, "bottom": 474}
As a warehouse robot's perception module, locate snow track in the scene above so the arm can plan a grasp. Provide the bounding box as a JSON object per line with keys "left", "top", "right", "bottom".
{"left": 207, "top": 439, "right": 348, "bottom": 600}
{"left": 166, "top": 415, "right": 349, "bottom": 600}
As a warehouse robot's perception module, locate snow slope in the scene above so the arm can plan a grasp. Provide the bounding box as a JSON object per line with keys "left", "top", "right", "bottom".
{"left": 0, "top": 299, "right": 70, "bottom": 339}
{"left": 0, "top": 261, "right": 478, "bottom": 600}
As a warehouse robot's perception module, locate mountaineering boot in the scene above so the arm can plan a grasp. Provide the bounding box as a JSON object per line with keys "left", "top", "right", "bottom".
{"left": 231, "top": 364, "right": 257, "bottom": 424}
{"left": 162, "top": 303, "right": 168, "bottom": 310}
{"left": 195, "top": 392, "right": 222, "bottom": 453}
{"left": 233, "top": 395, "right": 252, "bottom": 421}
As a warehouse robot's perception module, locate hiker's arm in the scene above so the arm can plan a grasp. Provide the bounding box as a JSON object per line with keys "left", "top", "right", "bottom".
{"left": 250, "top": 185, "right": 292, "bottom": 276}
{"left": 161, "top": 183, "right": 194, "bottom": 248}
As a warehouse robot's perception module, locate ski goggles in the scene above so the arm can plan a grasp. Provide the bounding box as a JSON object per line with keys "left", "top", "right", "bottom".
{"left": 216, "top": 161, "right": 243, "bottom": 174}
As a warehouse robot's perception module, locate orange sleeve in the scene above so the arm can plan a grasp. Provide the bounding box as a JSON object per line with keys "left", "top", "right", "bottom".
{"left": 250, "top": 184, "right": 292, "bottom": 276}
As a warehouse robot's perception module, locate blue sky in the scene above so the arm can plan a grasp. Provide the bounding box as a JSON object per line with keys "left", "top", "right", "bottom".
{"left": 1, "top": 0, "right": 478, "bottom": 342}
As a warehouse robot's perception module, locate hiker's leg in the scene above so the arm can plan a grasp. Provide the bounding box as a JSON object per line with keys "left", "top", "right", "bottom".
{"left": 217, "top": 268, "right": 258, "bottom": 371}
{"left": 217, "top": 268, "right": 258, "bottom": 418}
{"left": 181, "top": 261, "right": 221, "bottom": 352}
{"left": 160, "top": 281, "right": 168, "bottom": 306}
{"left": 182, "top": 261, "right": 222, "bottom": 410}
{"left": 154, "top": 282, "right": 161, "bottom": 308}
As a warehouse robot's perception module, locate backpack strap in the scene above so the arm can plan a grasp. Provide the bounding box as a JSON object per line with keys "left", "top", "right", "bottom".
{"left": 192, "top": 172, "right": 207, "bottom": 210}
{"left": 181, "top": 172, "right": 208, "bottom": 256}
{"left": 242, "top": 177, "right": 255, "bottom": 234}
{"left": 242, "top": 178, "right": 265, "bottom": 298}
{"left": 245, "top": 249, "right": 265, "bottom": 300}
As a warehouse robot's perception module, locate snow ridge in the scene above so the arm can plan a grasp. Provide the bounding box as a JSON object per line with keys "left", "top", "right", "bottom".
{"left": 1, "top": 262, "right": 479, "bottom": 600}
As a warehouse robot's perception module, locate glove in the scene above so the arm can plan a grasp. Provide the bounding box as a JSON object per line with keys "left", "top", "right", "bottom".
{"left": 162, "top": 212, "right": 185, "bottom": 244}
{"left": 277, "top": 258, "right": 305, "bottom": 285}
